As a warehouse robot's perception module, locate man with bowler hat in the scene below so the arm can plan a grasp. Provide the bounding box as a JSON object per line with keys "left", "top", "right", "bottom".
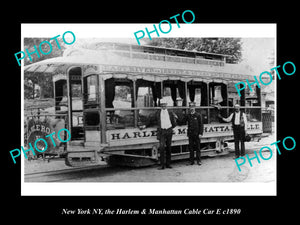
{"left": 156, "top": 98, "right": 177, "bottom": 169}
{"left": 184, "top": 102, "right": 204, "bottom": 165}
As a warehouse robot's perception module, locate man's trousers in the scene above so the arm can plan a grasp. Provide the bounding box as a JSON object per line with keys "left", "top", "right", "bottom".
{"left": 232, "top": 125, "right": 245, "bottom": 157}
{"left": 159, "top": 128, "right": 173, "bottom": 167}
{"left": 188, "top": 134, "right": 201, "bottom": 163}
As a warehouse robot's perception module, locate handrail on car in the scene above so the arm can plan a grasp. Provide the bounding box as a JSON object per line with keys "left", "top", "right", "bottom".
{"left": 26, "top": 113, "right": 68, "bottom": 117}
{"left": 104, "top": 105, "right": 262, "bottom": 111}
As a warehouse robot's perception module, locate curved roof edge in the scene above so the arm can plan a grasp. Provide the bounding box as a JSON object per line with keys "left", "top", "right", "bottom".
{"left": 24, "top": 44, "right": 255, "bottom": 82}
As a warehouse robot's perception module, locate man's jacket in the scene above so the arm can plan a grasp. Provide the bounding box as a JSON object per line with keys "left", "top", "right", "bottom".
{"left": 184, "top": 112, "right": 204, "bottom": 136}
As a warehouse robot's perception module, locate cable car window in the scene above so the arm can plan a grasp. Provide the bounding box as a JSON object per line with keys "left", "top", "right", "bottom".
{"left": 228, "top": 82, "right": 240, "bottom": 106}
{"left": 105, "top": 78, "right": 134, "bottom": 129}
{"left": 209, "top": 83, "right": 228, "bottom": 106}
{"left": 209, "top": 82, "right": 228, "bottom": 123}
{"left": 54, "top": 80, "right": 68, "bottom": 111}
{"left": 245, "top": 84, "right": 261, "bottom": 122}
{"left": 245, "top": 85, "right": 261, "bottom": 106}
{"left": 113, "top": 85, "right": 132, "bottom": 108}
{"left": 187, "top": 88, "right": 202, "bottom": 106}
{"left": 86, "top": 75, "right": 97, "bottom": 102}
{"left": 136, "top": 79, "right": 161, "bottom": 127}
{"left": 162, "top": 81, "right": 186, "bottom": 106}
{"left": 187, "top": 81, "right": 208, "bottom": 106}
{"left": 212, "top": 86, "right": 223, "bottom": 104}
{"left": 71, "top": 84, "right": 82, "bottom": 111}
{"left": 137, "top": 87, "right": 154, "bottom": 107}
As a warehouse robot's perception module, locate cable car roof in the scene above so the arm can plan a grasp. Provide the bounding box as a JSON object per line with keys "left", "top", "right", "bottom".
{"left": 24, "top": 43, "right": 256, "bottom": 82}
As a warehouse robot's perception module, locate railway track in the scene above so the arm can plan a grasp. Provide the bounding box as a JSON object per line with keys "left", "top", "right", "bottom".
{"left": 24, "top": 163, "right": 113, "bottom": 182}
{"left": 24, "top": 144, "right": 272, "bottom": 182}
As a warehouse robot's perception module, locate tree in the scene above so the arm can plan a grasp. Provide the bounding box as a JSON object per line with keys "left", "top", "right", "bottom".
{"left": 145, "top": 38, "right": 242, "bottom": 63}
{"left": 24, "top": 38, "right": 67, "bottom": 99}
{"left": 24, "top": 38, "right": 67, "bottom": 65}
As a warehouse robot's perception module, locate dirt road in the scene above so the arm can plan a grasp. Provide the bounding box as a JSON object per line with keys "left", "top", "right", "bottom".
{"left": 24, "top": 133, "right": 276, "bottom": 183}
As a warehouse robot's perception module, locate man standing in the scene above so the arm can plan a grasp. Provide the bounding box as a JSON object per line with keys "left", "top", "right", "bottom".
{"left": 185, "top": 102, "right": 204, "bottom": 165}
{"left": 219, "top": 104, "right": 248, "bottom": 159}
{"left": 156, "top": 98, "right": 177, "bottom": 169}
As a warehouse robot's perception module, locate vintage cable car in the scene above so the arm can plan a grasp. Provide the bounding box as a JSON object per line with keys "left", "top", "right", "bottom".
{"left": 24, "top": 41, "right": 262, "bottom": 167}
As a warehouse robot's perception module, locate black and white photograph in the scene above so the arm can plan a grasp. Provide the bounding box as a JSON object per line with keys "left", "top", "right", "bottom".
{"left": 4, "top": 3, "right": 299, "bottom": 221}
{"left": 20, "top": 24, "right": 276, "bottom": 196}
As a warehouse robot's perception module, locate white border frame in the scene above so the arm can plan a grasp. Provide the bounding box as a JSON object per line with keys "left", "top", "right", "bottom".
{"left": 21, "top": 23, "right": 277, "bottom": 196}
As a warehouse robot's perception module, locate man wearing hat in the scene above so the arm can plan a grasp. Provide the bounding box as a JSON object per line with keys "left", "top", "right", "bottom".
{"left": 184, "top": 102, "right": 204, "bottom": 165}
{"left": 156, "top": 98, "right": 177, "bottom": 169}
{"left": 218, "top": 104, "right": 248, "bottom": 158}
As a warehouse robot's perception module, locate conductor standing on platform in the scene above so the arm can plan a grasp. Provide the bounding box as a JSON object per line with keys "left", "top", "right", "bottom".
{"left": 185, "top": 102, "right": 204, "bottom": 165}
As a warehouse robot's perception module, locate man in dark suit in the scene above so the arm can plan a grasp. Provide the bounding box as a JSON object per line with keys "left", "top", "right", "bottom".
{"left": 219, "top": 104, "right": 248, "bottom": 159}
{"left": 156, "top": 98, "right": 177, "bottom": 169}
{"left": 184, "top": 102, "right": 204, "bottom": 165}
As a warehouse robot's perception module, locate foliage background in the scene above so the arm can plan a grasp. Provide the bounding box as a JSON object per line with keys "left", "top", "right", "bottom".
{"left": 24, "top": 38, "right": 67, "bottom": 99}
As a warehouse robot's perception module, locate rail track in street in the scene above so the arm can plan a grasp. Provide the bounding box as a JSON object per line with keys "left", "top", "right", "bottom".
{"left": 24, "top": 163, "right": 116, "bottom": 182}
{"left": 24, "top": 144, "right": 271, "bottom": 182}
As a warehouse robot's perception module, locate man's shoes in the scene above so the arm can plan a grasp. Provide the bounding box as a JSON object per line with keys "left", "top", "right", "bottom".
{"left": 233, "top": 155, "right": 240, "bottom": 159}
{"left": 158, "top": 167, "right": 165, "bottom": 170}
{"left": 187, "top": 162, "right": 194, "bottom": 165}
{"left": 166, "top": 165, "right": 172, "bottom": 169}
{"left": 197, "top": 161, "right": 202, "bottom": 165}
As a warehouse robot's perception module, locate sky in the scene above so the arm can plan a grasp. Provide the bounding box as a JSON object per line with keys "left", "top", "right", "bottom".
{"left": 240, "top": 38, "right": 275, "bottom": 75}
